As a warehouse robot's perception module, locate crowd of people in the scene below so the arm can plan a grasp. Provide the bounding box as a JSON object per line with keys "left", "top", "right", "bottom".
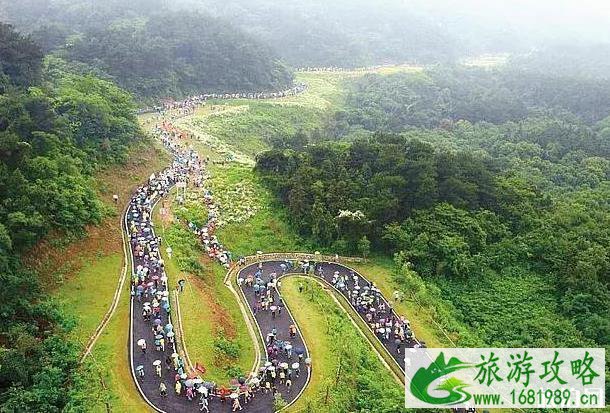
{"left": 138, "top": 83, "right": 307, "bottom": 115}
{"left": 237, "top": 261, "right": 312, "bottom": 401}
{"left": 315, "top": 264, "right": 422, "bottom": 355}
{"left": 132, "top": 118, "right": 304, "bottom": 411}
{"left": 296, "top": 65, "right": 398, "bottom": 72}
{"left": 127, "top": 102, "right": 423, "bottom": 411}
{"left": 157, "top": 122, "right": 233, "bottom": 268}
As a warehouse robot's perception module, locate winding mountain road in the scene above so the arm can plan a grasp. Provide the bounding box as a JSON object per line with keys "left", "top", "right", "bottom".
{"left": 120, "top": 120, "right": 415, "bottom": 412}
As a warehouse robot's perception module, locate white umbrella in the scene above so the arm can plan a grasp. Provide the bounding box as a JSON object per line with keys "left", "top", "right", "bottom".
{"left": 137, "top": 339, "right": 146, "bottom": 346}
{"left": 152, "top": 360, "right": 162, "bottom": 366}
{"left": 291, "top": 363, "right": 300, "bottom": 369}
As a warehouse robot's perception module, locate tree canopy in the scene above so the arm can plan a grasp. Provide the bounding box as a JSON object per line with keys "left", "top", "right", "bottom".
{"left": 0, "top": 23, "right": 141, "bottom": 410}
{"left": 1, "top": 1, "right": 294, "bottom": 99}
{"left": 257, "top": 64, "right": 610, "bottom": 357}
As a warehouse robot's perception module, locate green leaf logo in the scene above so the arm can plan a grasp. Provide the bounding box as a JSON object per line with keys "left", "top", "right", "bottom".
{"left": 410, "top": 352, "right": 474, "bottom": 405}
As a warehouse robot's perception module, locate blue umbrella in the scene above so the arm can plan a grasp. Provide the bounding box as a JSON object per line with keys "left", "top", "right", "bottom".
{"left": 295, "top": 347, "right": 305, "bottom": 355}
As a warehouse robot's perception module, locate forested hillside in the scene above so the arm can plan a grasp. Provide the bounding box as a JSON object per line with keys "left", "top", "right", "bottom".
{"left": 0, "top": 0, "right": 293, "bottom": 99}
{"left": 256, "top": 60, "right": 610, "bottom": 379}
{"left": 335, "top": 66, "right": 610, "bottom": 135}
{"left": 190, "top": 0, "right": 462, "bottom": 67}
{"left": 0, "top": 23, "right": 141, "bottom": 410}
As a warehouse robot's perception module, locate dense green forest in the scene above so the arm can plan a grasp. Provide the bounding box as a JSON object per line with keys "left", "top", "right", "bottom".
{"left": 256, "top": 62, "right": 610, "bottom": 392}
{"left": 334, "top": 66, "right": 610, "bottom": 135}
{"left": 0, "top": 23, "right": 140, "bottom": 410}
{"left": 0, "top": 0, "right": 293, "bottom": 98}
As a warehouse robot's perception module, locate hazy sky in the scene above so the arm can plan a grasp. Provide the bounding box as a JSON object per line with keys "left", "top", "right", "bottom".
{"left": 409, "top": 0, "right": 610, "bottom": 43}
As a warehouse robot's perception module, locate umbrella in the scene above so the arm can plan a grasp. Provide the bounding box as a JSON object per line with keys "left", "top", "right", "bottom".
{"left": 291, "top": 362, "right": 300, "bottom": 369}
{"left": 147, "top": 282, "right": 154, "bottom": 287}
{"left": 197, "top": 387, "right": 206, "bottom": 394}
{"left": 267, "top": 366, "right": 275, "bottom": 371}
{"left": 171, "top": 352, "right": 179, "bottom": 358}
{"left": 184, "top": 379, "right": 194, "bottom": 387}
{"left": 295, "top": 347, "right": 305, "bottom": 355}
{"left": 230, "top": 393, "right": 239, "bottom": 399}
{"left": 137, "top": 285, "right": 144, "bottom": 292}
{"left": 154, "top": 319, "right": 162, "bottom": 325}
{"left": 238, "top": 377, "right": 246, "bottom": 385}
{"left": 264, "top": 361, "right": 272, "bottom": 367}
{"left": 152, "top": 360, "right": 162, "bottom": 366}
{"left": 136, "top": 365, "right": 144, "bottom": 371}
{"left": 180, "top": 373, "right": 188, "bottom": 380}
{"left": 193, "top": 378, "right": 203, "bottom": 384}
{"left": 167, "top": 332, "right": 175, "bottom": 338}
{"left": 202, "top": 381, "right": 215, "bottom": 389}
{"left": 152, "top": 302, "right": 159, "bottom": 308}
{"left": 305, "top": 357, "right": 312, "bottom": 365}
{"left": 270, "top": 305, "right": 278, "bottom": 311}
{"left": 155, "top": 334, "right": 163, "bottom": 340}
{"left": 137, "top": 339, "right": 146, "bottom": 346}
{"left": 143, "top": 302, "right": 151, "bottom": 307}
{"left": 152, "top": 276, "right": 159, "bottom": 280}
{"left": 279, "top": 362, "right": 288, "bottom": 369}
